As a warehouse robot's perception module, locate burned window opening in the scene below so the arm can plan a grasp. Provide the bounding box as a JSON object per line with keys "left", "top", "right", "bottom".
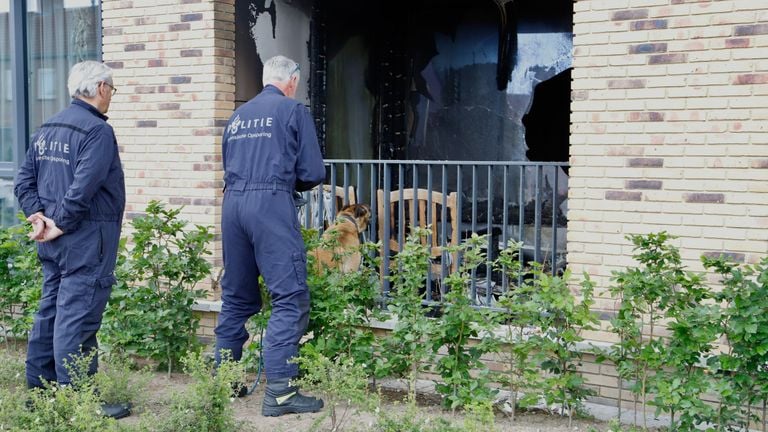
{"left": 234, "top": 0, "right": 571, "bottom": 269}
{"left": 523, "top": 68, "right": 571, "bottom": 173}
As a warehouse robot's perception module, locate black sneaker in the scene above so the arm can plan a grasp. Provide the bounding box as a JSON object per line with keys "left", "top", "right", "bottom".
{"left": 101, "top": 402, "right": 132, "bottom": 420}
{"left": 233, "top": 382, "right": 249, "bottom": 398}
{"left": 261, "top": 378, "right": 323, "bottom": 417}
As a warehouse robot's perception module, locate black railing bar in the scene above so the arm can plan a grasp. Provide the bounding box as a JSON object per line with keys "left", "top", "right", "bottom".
{"left": 355, "top": 163, "right": 362, "bottom": 205}
{"left": 425, "top": 164, "right": 434, "bottom": 303}
{"left": 324, "top": 159, "right": 568, "bottom": 167}
{"left": 501, "top": 165, "right": 509, "bottom": 295}
{"left": 382, "top": 163, "right": 392, "bottom": 296}
{"left": 517, "top": 166, "right": 525, "bottom": 289}
{"left": 440, "top": 164, "right": 448, "bottom": 290}
{"left": 485, "top": 165, "right": 494, "bottom": 306}
{"left": 342, "top": 163, "right": 350, "bottom": 206}
{"left": 330, "top": 165, "right": 337, "bottom": 224}
{"left": 397, "top": 164, "right": 405, "bottom": 261}
{"left": 552, "top": 167, "right": 559, "bottom": 276}
{"left": 534, "top": 166, "right": 543, "bottom": 265}
{"left": 318, "top": 166, "right": 327, "bottom": 233}
{"left": 470, "top": 165, "right": 478, "bottom": 304}
{"left": 370, "top": 163, "right": 377, "bottom": 243}
{"left": 412, "top": 163, "right": 419, "bottom": 237}
{"left": 455, "top": 165, "right": 463, "bottom": 281}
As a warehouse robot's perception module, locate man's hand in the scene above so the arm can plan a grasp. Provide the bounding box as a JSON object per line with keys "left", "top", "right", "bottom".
{"left": 26, "top": 213, "right": 64, "bottom": 242}
{"left": 26, "top": 212, "right": 46, "bottom": 241}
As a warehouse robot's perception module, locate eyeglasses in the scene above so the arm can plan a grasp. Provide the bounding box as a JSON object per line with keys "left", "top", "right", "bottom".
{"left": 290, "top": 63, "right": 300, "bottom": 78}
{"left": 102, "top": 82, "right": 117, "bottom": 96}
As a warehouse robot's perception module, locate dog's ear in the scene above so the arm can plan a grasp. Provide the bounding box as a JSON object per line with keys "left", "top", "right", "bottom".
{"left": 355, "top": 204, "right": 371, "bottom": 218}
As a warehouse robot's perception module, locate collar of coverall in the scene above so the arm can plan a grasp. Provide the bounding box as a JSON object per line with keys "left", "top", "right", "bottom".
{"left": 72, "top": 98, "right": 109, "bottom": 121}
{"left": 263, "top": 84, "right": 286, "bottom": 97}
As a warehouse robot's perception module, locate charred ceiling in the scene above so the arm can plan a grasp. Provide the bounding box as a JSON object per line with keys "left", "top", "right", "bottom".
{"left": 235, "top": 0, "right": 573, "bottom": 165}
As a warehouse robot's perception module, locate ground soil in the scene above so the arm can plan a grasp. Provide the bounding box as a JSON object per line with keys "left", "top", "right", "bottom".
{"left": 123, "top": 371, "right": 615, "bottom": 432}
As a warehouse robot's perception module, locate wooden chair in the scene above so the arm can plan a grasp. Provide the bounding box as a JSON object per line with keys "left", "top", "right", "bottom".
{"left": 377, "top": 188, "right": 459, "bottom": 276}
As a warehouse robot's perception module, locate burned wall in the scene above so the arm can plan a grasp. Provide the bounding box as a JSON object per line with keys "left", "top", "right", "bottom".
{"left": 235, "top": 0, "right": 313, "bottom": 106}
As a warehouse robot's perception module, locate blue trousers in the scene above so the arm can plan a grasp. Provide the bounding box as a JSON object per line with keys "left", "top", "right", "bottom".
{"left": 214, "top": 189, "right": 309, "bottom": 380}
{"left": 26, "top": 220, "right": 120, "bottom": 388}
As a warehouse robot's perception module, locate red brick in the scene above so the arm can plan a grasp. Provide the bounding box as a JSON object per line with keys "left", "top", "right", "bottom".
{"left": 136, "top": 120, "right": 157, "bottom": 128}
{"left": 158, "top": 103, "right": 181, "bottom": 110}
{"left": 606, "top": 191, "right": 642, "bottom": 201}
{"left": 105, "top": 61, "right": 124, "bottom": 69}
{"left": 627, "top": 158, "right": 663, "bottom": 168}
{"left": 169, "top": 23, "right": 191, "bottom": 32}
{"left": 702, "top": 252, "right": 745, "bottom": 263}
{"left": 148, "top": 59, "right": 166, "bottom": 67}
{"left": 648, "top": 53, "right": 687, "bottom": 64}
{"left": 734, "top": 24, "right": 768, "bottom": 36}
{"left": 725, "top": 38, "right": 750, "bottom": 48}
{"left": 684, "top": 193, "right": 724, "bottom": 204}
{"left": 103, "top": 28, "right": 123, "bottom": 36}
{"left": 612, "top": 10, "right": 648, "bottom": 21}
{"left": 751, "top": 159, "right": 768, "bottom": 169}
{"left": 733, "top": 74, "right": 768, "bottom": 85}
{"left": 630, "top": 20, "right": 668, "bottom": 31}
{"left": 124, "top": 44, "right": 145, "bottom": 52}
{"left": 181, "top": 49, "right": 203, "bottom": 57}
{"left": 169, "top": 197, "right": 192, "bottom": 205}
{"left": 628, "top": 112, "right": 665, "bottom": 122}
{"left": 608, "top": 79, "right": 646, "bottom": 89}
{"left": 170, "top": 76, "right": 192, "bottom": 84}
{"left": 625, "top": 180, "right": 662, "bottom": 190}
{"left": 135, "top": 86, "right": 156, "bottom": 94}
{"left": 181, "top": 13, "right": 203, "bottom": 22}
{"left": 629, "top": 43, "right": 667, "bottom": 54}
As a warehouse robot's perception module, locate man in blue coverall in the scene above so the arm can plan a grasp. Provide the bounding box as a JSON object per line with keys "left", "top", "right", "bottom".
{"left": 14, "top": 61, "right": 130, "bottom": 419}
{"left": 214, "top": 55, "right": 326, "bottom": 416}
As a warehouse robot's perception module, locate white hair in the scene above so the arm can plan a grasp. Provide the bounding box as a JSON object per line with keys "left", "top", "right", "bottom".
{"left": 262, "top": 55, "right": 300, "bottom": 87}
{"left": 67, "top": 61, "right": 113, "bottom": 98}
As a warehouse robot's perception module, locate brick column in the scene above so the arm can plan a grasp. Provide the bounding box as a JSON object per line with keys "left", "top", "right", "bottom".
{"left": 101, "top": 0, "right": 235, "bottom": 306}
{"left": 570, "top": 0, "right": 768, "bottom": 324}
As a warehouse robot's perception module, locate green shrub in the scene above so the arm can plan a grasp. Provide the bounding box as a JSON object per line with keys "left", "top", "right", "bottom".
{"left": 102, "top": 200, "right": 213, "bottom": 375}
{"left": 94, "top": 353, "right": 153, "bottom": 408}
{"left": 295, "top": 347, "right": 379, "bottom": 432}
{"left": 0, "top": 215, "right": 42, "bottom": 349}
{"left": 142, "top": 351, "right": 246, "bottom": 432}
{"left": 305, "top": 234, "right": 382, "bottom": 373}
{"left": 374, "top": 227, "right": 435, "bottom": 396}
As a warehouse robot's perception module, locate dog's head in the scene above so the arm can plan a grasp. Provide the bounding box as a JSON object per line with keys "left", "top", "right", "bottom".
{"left": 338, "top": 204, "right": 371, "bottom": 233}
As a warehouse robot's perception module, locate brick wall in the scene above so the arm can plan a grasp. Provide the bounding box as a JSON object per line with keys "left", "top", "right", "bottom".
{"left": 102, "top": 0, "right": 235, "bottom": 311}
{"left": 569, "top": 0, "right": 768, "bottom": 323}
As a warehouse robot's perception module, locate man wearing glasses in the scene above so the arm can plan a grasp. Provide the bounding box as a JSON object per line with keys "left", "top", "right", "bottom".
{"left": 14, "top": 61, "right": 129, "bottom": 419}
{"left": 215, "top": 55, "right": 325, "bottom": 416}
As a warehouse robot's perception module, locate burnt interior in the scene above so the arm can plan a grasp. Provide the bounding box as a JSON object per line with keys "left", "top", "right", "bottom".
{"left": 234, "top": 0, "right": 573, "bottom": 270}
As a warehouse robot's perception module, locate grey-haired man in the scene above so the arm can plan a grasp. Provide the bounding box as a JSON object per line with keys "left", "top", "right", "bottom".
{"left": 14, "top": 60, "right": 129, "bottom": 419}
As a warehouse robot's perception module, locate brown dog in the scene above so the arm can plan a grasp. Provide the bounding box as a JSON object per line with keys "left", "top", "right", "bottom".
{"left": 312, "top": 204, "right": 371, "bottom": 273}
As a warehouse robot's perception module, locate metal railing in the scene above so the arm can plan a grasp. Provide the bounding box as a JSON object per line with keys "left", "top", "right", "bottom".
{"left": 299, "top": 159, "right": 569, "bottom": 308}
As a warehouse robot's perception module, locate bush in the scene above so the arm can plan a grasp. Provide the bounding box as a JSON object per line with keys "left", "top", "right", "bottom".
{"left": 102, "top": 201, "right": 213, "bottom": 374}
{"left": 0, "top": 215, "right": 42, "bottom": 349}
{"left": 141, "top": 351, "right": 245, "bottom": 432}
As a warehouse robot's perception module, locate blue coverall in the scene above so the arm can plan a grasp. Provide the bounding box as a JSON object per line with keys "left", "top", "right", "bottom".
{"left": 215, "top": 85, "right": 325, "bottom": 380}
{"left": 14, "top": 99, "right": 125, "bottom": 388}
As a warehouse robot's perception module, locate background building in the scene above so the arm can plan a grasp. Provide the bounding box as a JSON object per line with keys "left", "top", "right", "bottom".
{"left": 1, "top": 0, "right": 767, "bottom": 407}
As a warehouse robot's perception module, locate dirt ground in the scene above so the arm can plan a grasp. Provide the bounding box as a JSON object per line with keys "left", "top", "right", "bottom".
{"left": 125, "top": 372, "right": 614, "bottom": 432}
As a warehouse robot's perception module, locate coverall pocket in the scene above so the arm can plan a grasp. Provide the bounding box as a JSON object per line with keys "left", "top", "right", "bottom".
{"left": 97, "top": 274, "right": 117, "bottom": 290}
{"left": 63, "top": 228, "right": 101, "bottom": 277}
{"left": 291, "top": 252, "right": 308, "bottom": 288}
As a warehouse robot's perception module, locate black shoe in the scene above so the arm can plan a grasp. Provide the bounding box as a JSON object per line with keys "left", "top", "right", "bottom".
{"left": 233, "top": 382, "right": 249, "bottom": 398}
{"left": 262, "top": 378, "right": 323, "bottom": 417}
{"left": 101, "top": 402, "right": 131, "bottom": 420}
